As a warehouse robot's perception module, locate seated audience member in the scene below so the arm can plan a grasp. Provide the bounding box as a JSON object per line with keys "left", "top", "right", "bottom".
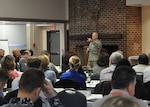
{"left": 94, "top": 59, "right": 131, "bottom": 95}
{"left": 26, "top": 56, "right": 42, "bottom": 69}
{"left": 0, "top": 49, "right": 5, "bottom": 61}
{"left": 132, "top": 53, "right": 149, "bottom": 73}
{"left": 19, "top": 50, "right": 31, "bottom": 72}
{"left": 0, "top": 69, "right": 9, "bottom": 106}
{"left": 62, "top": 50, "right": 77, "bottom": 72}
{"left": 11, "top": 56, "right": 42, "bottom": 90}
{"left": 2, "top": 68, "right": 64, "bottom": 107}
{"left": 60, "top": 55, "right": 86, "bottom": 89}
{"left": 92, "top": 66, "right": 149, "bottom": 107}
{"left": 5, "top": 89, "right": 42, "bottom": 107}
{"left": 100, "top": 51, "right": 123, "bottom": 82}
{"left": 20, "top": 49, "right": 26, "bottom": 55}
{"left": 1, "top": 55, "right": 19, "bottom": 88}
{"left": 12, "top": 49, "right": 21, "bottom": 71}
{"left": 41, "top": 50, "right": 59, "bottom": 77}
{"left": 39, "top": 55, "right": 56, "bottom": 84}
{"left": 94, "top": 59, "right": 148, "bottom": 100}
{"left": 6, "top": 56, "right": 54, "bottom": 107}
{"left": 94, "top": 59, "right": 149, "bottom": 100}
{"left": 62, "top": 50, "right": 86, "bottom": 77}
{"left": 29, "top": 49, "right": 34, "bottom": 56}
{"left": 100, "top": 95, "right": 140, "bottom": 107}
{"left": 115, "top": 58, "right": 131, "bottom": 69}
{"left": 115, "top": 59, "right": 147, "bottom": 100}
{"left": 91, "top": 52, "right": 109, "bottom": 80}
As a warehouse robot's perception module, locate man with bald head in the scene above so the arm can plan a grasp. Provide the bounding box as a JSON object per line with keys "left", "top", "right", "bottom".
{"left": 12, "top": 49, "right": 21, "bottom": 70}
{"left": 87, "top": 32, "right": 102, "bottom": 68}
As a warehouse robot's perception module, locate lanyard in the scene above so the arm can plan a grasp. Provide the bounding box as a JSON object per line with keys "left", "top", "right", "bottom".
{"left": 110, "top": 92, "right": 124, "bottom": 95}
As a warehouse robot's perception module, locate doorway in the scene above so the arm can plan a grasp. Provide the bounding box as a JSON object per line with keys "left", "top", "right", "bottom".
{"left": 47, "top": 30, "right": 60, "bottom": 66}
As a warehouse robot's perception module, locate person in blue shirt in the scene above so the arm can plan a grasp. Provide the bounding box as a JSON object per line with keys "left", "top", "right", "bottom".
{"left": 60, "top": 55, "right": 86, "bottom": 89}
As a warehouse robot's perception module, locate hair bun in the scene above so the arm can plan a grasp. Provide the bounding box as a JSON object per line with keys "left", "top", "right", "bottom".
{"left": 69, "top": 55, "right": 81, "bottom": 67}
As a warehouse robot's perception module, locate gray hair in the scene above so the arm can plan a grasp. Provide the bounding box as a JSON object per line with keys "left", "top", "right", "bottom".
{"left": 109, "top": 51, "right": 123, "bottom": 64}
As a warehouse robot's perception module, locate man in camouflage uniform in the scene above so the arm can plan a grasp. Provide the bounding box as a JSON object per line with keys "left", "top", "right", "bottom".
{"left": 87, "top": 32, "right": 102, "bottom": 68}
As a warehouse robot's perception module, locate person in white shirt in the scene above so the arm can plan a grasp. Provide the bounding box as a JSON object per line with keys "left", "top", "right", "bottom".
{"left": 132, "top": 53, "right": 149, "bottom": 73}
{"left": 100, "top": 51, "right": 123, "bottom": 82}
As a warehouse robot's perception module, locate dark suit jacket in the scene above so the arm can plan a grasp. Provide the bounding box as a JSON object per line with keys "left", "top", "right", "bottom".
{"left": 0, "top": 97, "right": 7, "bottom": 106}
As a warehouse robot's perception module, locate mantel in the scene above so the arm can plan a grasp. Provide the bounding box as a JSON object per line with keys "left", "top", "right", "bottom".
{"left": 69, "top": 34, "right": 123, "bottom": 40}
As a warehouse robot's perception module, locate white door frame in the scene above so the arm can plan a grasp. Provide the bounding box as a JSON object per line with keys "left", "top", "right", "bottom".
{"left": 42, "top": 23, "right": 66, "bottom": 66}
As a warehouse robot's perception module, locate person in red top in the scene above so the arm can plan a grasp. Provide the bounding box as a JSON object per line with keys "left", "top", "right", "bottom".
{"left": 1, "top": 55, "right": 19, "bottom": 87}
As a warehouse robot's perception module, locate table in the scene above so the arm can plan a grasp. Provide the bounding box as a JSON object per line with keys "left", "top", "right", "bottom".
{"left": 54, "top": 88, "right": 102, "bottom": 99}
{"left": 86, "top": 80, "right": 100, "bottom": 88}
{"left": 55, "top": 79, "right": 100, "bottom": 89}
{"left": 87, "top": 94, "right": 103, "bottom": 107}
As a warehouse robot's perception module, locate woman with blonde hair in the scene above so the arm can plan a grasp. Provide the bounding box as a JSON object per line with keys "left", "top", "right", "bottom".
{"left": 60, "top": 55, "right": 86, "bottom": 89}
{"left": 39, "top": 54, "right": 56, "bottom": 84}
{"left": 100, "top": 95, "right": 140, "bottom": 107}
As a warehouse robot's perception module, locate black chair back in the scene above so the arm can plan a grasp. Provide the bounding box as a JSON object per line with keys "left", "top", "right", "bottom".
{"left": 93, "top": 81, "right": 111, "bottom": 95}
{"left": 57, "top": 89, "right": 87, "bottom": 107}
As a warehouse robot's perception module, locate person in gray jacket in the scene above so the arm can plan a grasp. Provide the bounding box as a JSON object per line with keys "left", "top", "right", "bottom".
{"left": 92, "top": 66, "right": 149, "bottom": 107}
{"left": 1, "top": 68, "right": 64, "bottom": 107}
{"left": 19, "top": 50, "right": 31, "bottom": 72}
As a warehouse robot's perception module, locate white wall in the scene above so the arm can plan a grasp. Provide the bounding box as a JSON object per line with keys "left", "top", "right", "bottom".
{"left": 142, "top": 6, "right": 150, "bottom": 53}
{"left": 0, "top": 0, "right": 68, "bottom": 21}
{"left": 0, "top": 23, "right": 65, "bottom": 62}
{"left": 26, "top": 24, "right": 44, "bottom": 56}
{"left": 36, "top": 24, "right": 66, "bottom": 65}
{"left": 56, "top": 24, "right": 66, "bottom": 66}
{"left": 0, "top": 24, "right": 26, "bottom": 54}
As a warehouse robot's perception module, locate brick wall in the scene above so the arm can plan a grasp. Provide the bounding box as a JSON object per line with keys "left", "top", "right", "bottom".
{"left": 69, "top": 0, "right": 142, "bottom": 58}
{"left": 126, "top": 6, "right": 142, "bottom": 57}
